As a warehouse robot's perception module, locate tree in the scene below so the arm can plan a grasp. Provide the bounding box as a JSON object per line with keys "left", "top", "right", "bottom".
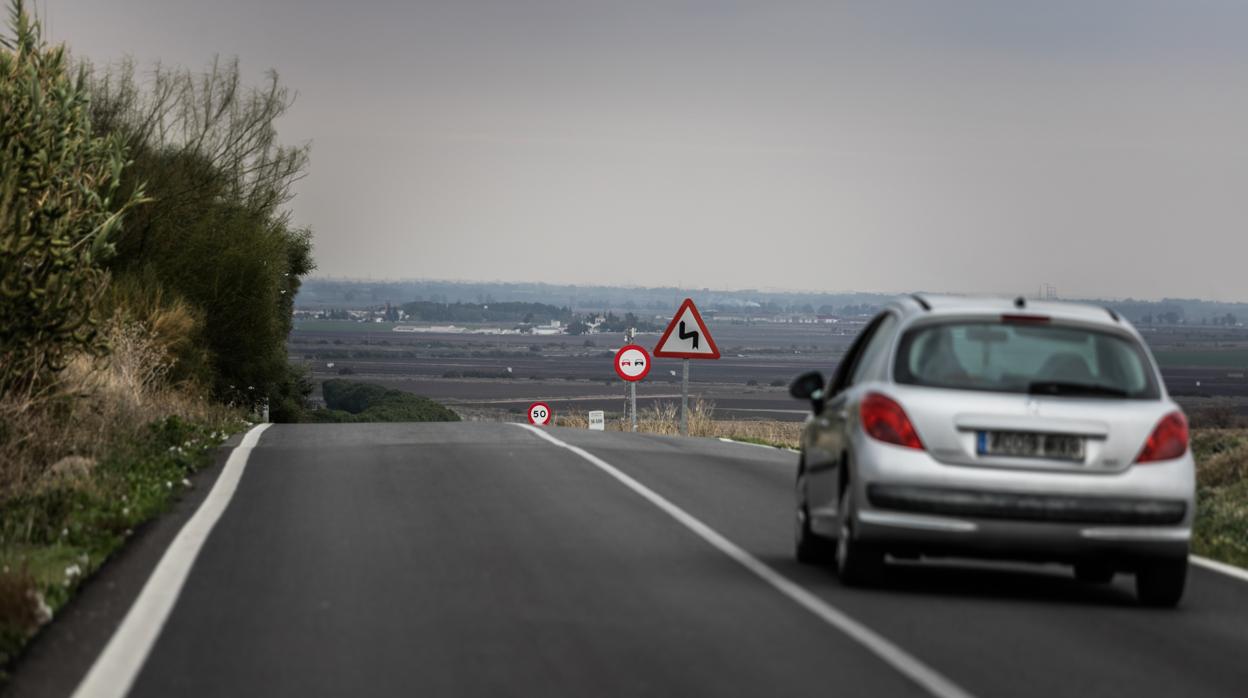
{"left": 86, "top": 57, "right": 315, "bottom": 419}
{"left": 0, "top": 1, "right": 145, "bottom": 398}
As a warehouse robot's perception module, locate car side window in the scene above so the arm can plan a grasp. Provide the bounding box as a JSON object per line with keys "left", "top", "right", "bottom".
{"left": 850, "top": 313, "right": 898, "bottom": 385}
{"left": 827, "top": 312, "right": 888, "bottom": 397}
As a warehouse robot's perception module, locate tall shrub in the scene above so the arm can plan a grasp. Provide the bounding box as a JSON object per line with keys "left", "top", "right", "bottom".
{"left": 86, "top": 58, "right": 314, "bottom": 419}
{"left": 0, "top": 0, "right": 143, "bottom": 399}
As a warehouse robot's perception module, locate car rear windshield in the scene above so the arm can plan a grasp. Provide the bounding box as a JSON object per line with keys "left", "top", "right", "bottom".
{"left": 894, "top": 320, "right": 1160, "bottom": 399}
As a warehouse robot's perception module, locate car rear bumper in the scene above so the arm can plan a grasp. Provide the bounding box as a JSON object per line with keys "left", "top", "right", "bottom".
{"left": 854, "top": 507, "right": 1189, "bottom": 563}
{"left": 849, "top": 438, "right": 1195, "bottom": 563}
{"left": 866, "top": 484, "right": 1187, "bottom": 526}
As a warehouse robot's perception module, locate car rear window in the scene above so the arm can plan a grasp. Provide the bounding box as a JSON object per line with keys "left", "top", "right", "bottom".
{"left": 894, "top": 320, "right": 1160, "bottom": 399}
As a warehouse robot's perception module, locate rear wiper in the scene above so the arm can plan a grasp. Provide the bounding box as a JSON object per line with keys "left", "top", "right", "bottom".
{"left": 1028, "top": 381, "right": 1129, "bottom": 398}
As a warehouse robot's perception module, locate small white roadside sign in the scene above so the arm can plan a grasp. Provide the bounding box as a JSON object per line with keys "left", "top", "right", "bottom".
{"left": 588, "top": 410, "right": 605, "bottom": 431}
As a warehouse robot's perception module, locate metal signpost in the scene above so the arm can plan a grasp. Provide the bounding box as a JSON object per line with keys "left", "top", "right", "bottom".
{"left": 652, "top": 298, "right": 720, "bottom": 435}
{"left": 527, "top": 401, "right": 553, "bottom": 426}
{"left": 614, "top": 343, "right": 652, "bottom": 431}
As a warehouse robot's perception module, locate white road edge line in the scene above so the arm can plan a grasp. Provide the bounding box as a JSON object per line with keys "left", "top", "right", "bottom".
{"left": 1191, "top": 555, "right": 1248, "bottom": 583}
{"left": 515, "top": 424, "right": 975, "bottom": 698}
{"left": 717, "top": 437, "right": 775, "bottom": 450}
{"left": 717, "top": 436, "right": 802, "bottom": 454}
{"left": 71, "top": 424, "right": 272, "bottom": 698}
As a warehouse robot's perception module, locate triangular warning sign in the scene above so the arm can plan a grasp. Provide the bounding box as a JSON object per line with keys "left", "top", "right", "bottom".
{"left": 653, "top": 298, "right": 720, "bottom": 359}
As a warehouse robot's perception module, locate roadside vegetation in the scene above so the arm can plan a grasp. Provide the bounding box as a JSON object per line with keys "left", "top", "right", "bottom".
{"left": 307, "top": 380, "right": 460, "bottom": 423}
{"left": 0, "top": 1, "right": 312, "bottom": 678}
{"left": 557, "top": 399, "right": 801, "bottom": 449}
{"left": 1190, "top": 428, "right": 1248, "bottom": 568}
{"left": 85, "top": 54, "right": 314, "bottom": 419}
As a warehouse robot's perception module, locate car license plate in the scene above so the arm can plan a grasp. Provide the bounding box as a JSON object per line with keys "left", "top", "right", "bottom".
{"left": 977, "top": 431, "right": 1085, "bottom": 462}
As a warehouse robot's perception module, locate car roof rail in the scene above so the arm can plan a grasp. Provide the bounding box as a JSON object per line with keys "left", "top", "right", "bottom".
{"left": 1105, "top": 307, "right": 1120, "bottom": 322}
{"left": 910, "top": 293, "right": 931, "bottom": 311}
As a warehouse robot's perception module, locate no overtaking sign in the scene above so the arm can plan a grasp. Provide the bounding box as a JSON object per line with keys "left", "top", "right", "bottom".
{"left": 614, "top": 344, "right": 652, "bottom": 382}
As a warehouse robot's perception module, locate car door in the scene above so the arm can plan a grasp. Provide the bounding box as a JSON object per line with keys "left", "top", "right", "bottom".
{"left": 807, "top": 313, "right": 892, "bottom": 525}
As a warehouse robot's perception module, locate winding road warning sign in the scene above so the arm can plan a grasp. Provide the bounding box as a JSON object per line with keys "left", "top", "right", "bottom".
{"left": 653, "top": 298, "right": 720, "bottom": 359}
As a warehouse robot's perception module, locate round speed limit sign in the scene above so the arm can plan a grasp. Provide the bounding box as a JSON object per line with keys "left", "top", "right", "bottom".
{"left": 527, "top": 401, "right": 553, "bottom": 426}
{"left": 614, "top": 344, "right": 652, "bottom": 382}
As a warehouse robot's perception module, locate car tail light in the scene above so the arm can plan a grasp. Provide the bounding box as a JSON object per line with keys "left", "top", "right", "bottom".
{"left": 1001, "top": 314, "right": 1051, "bottom": 324}
{"left": 861, "top": 393, "right": 924, "bottom": 450}
{"left": 1135, "top": 412, "right": 1189, "bottom": 463}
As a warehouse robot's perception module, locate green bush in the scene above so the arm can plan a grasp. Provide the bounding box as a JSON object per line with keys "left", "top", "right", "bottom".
{"left": 85, "top": 57, "right": 314, "bottom": 419}
{"left": 0, "top": 412, "right": 241, "bottom": 672}
{"left": 1192, "top": 482, "right": 1248, "bottom": 569}
{"left": 1192, "top": 429, "right": 1248, "bottom": 568}
{"left": 314, "top": 379, "right": 459, "bottom": 423}
{"left": 0, "top": 0, "right": 144, "bottom": 398}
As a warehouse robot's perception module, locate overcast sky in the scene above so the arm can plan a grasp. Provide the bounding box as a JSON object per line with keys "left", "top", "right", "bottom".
{"left": 46, "top": 0, "right": 1248, "bottom": 300}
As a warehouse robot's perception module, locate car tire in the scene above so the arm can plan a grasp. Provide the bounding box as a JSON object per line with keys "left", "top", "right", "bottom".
{"left": 1074, "top": 562, "right": 1115, "bottom": 584}
{"left": 834, "top": 481, "right": 884, "bottom": 586}
{"left": 795, "top": 462, "right": 835, "bottom": 564}
{"left": 1135, "top": 557, "right": 1187, "bottom": 607}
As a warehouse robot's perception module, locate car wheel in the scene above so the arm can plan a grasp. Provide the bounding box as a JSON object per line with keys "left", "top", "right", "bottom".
{"left": 1135, "top": 557, "right": 1187, "bottom": 607}
{"left": 834, "top": 480, "right": 884, "bottom": 586}
{"left": 795, "top": 463, "right": 834, "bottom": 564}
{"left": 1074, "top": 562, "right": 1115, "bottom": 584}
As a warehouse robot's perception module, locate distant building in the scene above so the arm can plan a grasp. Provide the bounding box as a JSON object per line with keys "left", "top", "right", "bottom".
{"left": 531, "top": 319, "right": 564, "bottom": 336}
{"left": 391, "top": 325, "right": 465, "bottom": 334}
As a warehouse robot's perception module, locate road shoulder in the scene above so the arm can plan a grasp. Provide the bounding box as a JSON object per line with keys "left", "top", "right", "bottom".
{"left": 2, "top": 432, "right": 252, "bottom": 698}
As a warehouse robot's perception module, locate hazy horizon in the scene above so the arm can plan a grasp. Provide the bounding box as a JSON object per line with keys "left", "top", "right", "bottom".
{"left": 46, "top": 1, "right": 1248, "bottom": 302}
{"left": 299, "top": 275, "right": 1248, "bottom": 307}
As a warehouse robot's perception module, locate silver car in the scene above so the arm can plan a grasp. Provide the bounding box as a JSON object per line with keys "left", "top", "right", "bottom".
{"left": 790, "top": 295, "right": 1195, "bottom": 606}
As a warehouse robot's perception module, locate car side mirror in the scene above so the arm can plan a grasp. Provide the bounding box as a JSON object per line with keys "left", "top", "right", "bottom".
{"left": 789, "top": 371, "right": 826, "bottom": 414}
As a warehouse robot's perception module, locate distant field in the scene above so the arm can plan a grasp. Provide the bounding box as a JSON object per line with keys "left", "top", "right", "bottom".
{"left": 1153, "top": 349, "right": 1248, "bottom": 369}
{"left": 287, "top": 322, "right": 1248, "bottom": 417}
{"left": 293, "top": 320, "right": 401, "bottom": 333}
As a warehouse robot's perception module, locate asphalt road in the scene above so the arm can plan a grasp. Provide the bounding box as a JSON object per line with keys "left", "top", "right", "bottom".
{"left": 11, "top": 423, "right": 1248, "bottom": 697}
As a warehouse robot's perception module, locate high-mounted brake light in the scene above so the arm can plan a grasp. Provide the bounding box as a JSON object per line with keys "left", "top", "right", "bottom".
{"left": 861, "top": 393, "right": 924, "bottom": 450}
{"left": 1001, "top": 314, "right": 1051, "bottom": 324}
{"left": 1135, "top": 412, "right": 1189, "bottom": 463}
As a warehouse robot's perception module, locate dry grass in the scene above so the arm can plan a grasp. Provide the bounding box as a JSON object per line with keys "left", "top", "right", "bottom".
{"left": 0, "top": 320, "right": 230, "bottom": 502}
{"left": 0, "top": 567, "right": 40, "bottom": 650}
{"left": 105, "top": 275, "right": 208, "bottom": 385}
{"left": 555, "top": 399, "right": 801, "bottom": 449}
{"left": 1193, "top": 430, "right": 1248, "bottom": 489}
{"left": 0, "top": 319, "right": 241, "bottom": 671}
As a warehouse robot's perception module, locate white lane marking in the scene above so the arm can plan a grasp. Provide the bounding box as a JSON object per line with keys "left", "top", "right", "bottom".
{"left": 515, "top": 424, "right": 974, "bottom": 698}
{"left": 1191, "top": 555, "right": 1248, "bottom": 583}
{"left": 717, "top": 437, "right": 775, "bottom": 450}
{"left": 717, "top": 437, "right": 801, "bottom": 454}
{"left": 71, "top": 424, "right": 272, "bottom": 698}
